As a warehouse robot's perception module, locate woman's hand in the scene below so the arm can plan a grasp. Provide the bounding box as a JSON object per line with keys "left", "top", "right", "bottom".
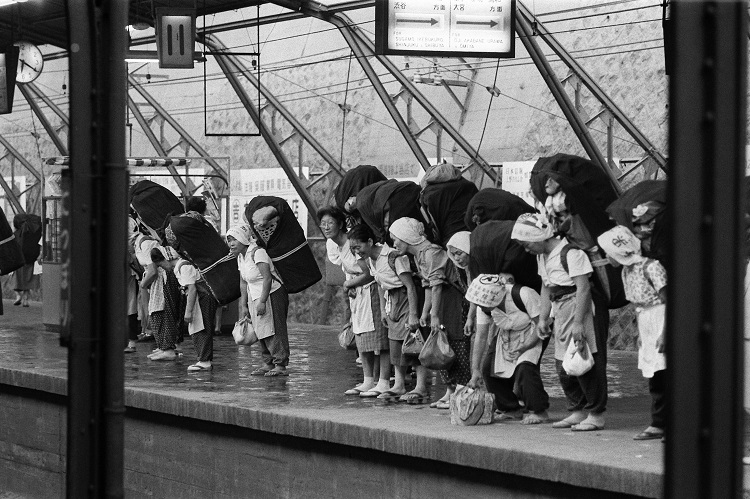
{"left": 467, "top": 371, "right": 484, "bottom": 389}
{"left": 571, "top": 321, "right": 585, "bottom": 353}
{"left": 656, "top": 333, "right": 665, "bottom": 353}
{"left": 256, "top": 301, "right": 267, "bottom": 316}
{"left": 407, "top": 313, "right": 420, "bottom": 331}
{"left": 464, "top": 314, "right": 476, "bottom": 337}
{"left": 183, "top": 311, "right": 193, "bottom": 324}
{"left": 419, "top": 311, "right": 430, "bottom": 328}
{"left": 240, "top": 303, "right": 250, "bottom": 319}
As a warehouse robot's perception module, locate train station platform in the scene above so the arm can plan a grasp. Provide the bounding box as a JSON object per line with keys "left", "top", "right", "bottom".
{"left": 1, "top": 299, "right": 742, "bottom": 498}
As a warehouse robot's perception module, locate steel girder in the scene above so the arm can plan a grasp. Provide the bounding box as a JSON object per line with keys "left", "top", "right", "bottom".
{"left": 18, "top": 84, "right": 69, "bottom": 155}
{"left": 202, "top": 34, "right": 346, "bottom": 179}
{"left": 210, "top": 45, "right": 323, "bottom": 229}
{"left": 516, "top": 1, "right": 668, "bottom": 174}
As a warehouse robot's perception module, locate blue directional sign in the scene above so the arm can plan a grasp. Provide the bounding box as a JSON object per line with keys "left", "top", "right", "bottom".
{"left": 375, "top": 0, "right": 515, "bottom": 58}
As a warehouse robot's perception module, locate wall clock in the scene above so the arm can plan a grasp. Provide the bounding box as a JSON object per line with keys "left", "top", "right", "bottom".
{"left": 14, "top": 41, "right": 43, "bottom": 83}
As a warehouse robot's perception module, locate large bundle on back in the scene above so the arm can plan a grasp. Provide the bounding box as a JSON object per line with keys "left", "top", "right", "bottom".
{"left": 606, "top": 180, "right": 667, "bottom": 264}
{"left": 469, "top": 220, "right": 541, "bottom": 291}
{"left": 129, "top": 180, "right": 184, "bottom": 237}
{"left": 464, "top": 188, "right": 536, "bottom": 231}
{"left": 356, "top": 179, "right": 426, "bottom": 245}
{"left": 530, "top": 153, "right": 625, "bottom": 309}
{"left": 0, "top": 206, "right": 25, "bottom": 276}
{"left": 419, "top": 164, "right": 478, "bottom": 246}
{"left": 13, "top": 213, "right": 42, "bottom": 264}
{"left": 166, "top": 212, "right": 239, "bottom": 305}
{"left": 333, "top": 164, "right": 387, "bottom": 216}
{"left": 245, "top": 196, "right": 321, "bottom": 293}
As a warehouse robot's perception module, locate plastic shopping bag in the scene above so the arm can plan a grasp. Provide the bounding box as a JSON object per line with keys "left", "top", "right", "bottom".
{"left": 418, "top": 326, "right": 455, "bottom": 370}
{"left": 232, "top": 317, "right": 258, "bottom": 346}
{"left": 561, "top": 339, "right": 594, "bottom": 376}
{"left": 338, "top": 323, "right": 356, "bottom": 350}
{"left": 402, "top": 328, "right": 426, "bottom": 357}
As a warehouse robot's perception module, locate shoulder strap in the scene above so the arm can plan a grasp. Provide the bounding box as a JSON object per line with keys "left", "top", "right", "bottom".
{"left": 560, "top": 243, "right": 574, "bottom": 275}
{"left": 642, "top": 258, "right": 660, "bottom": 291}
{"left": 510, "top": 283, "right": 527, "bottom": 314}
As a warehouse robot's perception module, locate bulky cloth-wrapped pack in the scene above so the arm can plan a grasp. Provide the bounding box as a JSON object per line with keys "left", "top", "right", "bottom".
{"left": 469, "top": 220, "right": 541, "bottom": 292}
{"left": 166, "top": 211, "right": 239, "bottom": 305}
{"left": 13, "top": 213, "right": 42, "bottom": 264}
{"left": 464, "top": 188, "right": 536, "bottom": 231}
{"left": 450, "top": 385, "right": 495, "bottom": 426}
{"left": 356, "top": 179, "right": 427, "bottom": 245}
{"left": 129, "top": 180, "right": 184, "bottom": 236}
{"left": 0, "top": 206, "right": 25, "bottom": 276}
{"left": 333, "top": 164, "right": 387, "bottom": 216}
{"left": 419, "top": 164, "right": 478, "bottom": 246}
{"left": 606, "top": 180, "right": 667, "bottom": 264}
{"left": 244, "top": 196, "right": 321, "bottom": 294}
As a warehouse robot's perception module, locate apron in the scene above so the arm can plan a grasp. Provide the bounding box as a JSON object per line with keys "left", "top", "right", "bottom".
{"left": 248, "top": 292, "right": 276, "bottom": 340}
{"left": 491, "top": 294, "right": 543, "bottom": 378}
{"left": 636, "top": 303, "right": 667, "bottom": 378}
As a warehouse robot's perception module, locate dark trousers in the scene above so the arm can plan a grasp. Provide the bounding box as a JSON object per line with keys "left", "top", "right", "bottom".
{"left": 128, "top": 313, "right": 140, "bottom": 342}
{"left": 484, "top": 342, "right": 549, "bottom": 413}
{"left": 191, "top": 330, "right": 213, "bottom": 362}
{"left": 591, "top": 286, "right": 610, "bottom": 411}
{"left": 649, "top": 369, "right": 667, "bottom": 429}
{"left": 556, "top": 349, "right": 608, "bottom": 414}
{"left": 260, "top": 287, "right": 290, "bottom": 367}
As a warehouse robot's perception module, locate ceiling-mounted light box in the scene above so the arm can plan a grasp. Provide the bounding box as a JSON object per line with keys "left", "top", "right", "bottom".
{"left": 156, "top": 7, "right": 196, "bottom": 69}
{"left": 0, "top": 46, "right": 19, "bottom": 115}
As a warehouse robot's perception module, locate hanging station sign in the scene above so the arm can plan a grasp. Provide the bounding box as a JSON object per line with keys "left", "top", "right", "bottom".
{"left": 375, "top": 0, "right": 515, "bottom": 58}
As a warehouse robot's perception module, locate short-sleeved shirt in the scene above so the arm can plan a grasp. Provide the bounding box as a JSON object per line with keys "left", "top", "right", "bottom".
{"left": 134, "top": 234, "right": 159, "bottom": 267}
{"left": 174, "top": 259, "right": 200, "bottom": 288}
{"left": 327, "top": 238, "right": 364, "bottom": 279}
{"left": 622, "top": 259, "right": 667, "bottom": 307}
{"left": 237, "top": 246, "right": 281, "bottom": 301}
{"left": 415, "top": 244, "right": 450, "bottom": 288}
{"left": 538, "top": 238, "right": 593, "bottom": 287}
{"left": 367, "top": 244, "right": 410, "bottom": 290}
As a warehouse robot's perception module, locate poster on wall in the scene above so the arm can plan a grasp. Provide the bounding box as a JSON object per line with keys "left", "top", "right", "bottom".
{"left": 501, "top": 161, "right": 536, "bottom": 206}
{"left": 230, "top": 168, "right": 310, "bottom": 237}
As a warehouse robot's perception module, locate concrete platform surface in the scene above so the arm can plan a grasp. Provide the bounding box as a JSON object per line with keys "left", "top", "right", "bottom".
{"left": 0, "top": 299, "right": 740, "bottom": 497}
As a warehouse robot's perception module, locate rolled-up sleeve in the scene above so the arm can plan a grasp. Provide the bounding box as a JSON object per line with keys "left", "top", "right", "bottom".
{"left": 418, "top": 247, "right": 449, "bottom": 288}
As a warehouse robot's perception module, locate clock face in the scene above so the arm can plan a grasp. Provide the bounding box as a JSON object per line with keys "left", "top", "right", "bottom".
{"left": 13, "top": 41, "right": 43, "bottom": 84}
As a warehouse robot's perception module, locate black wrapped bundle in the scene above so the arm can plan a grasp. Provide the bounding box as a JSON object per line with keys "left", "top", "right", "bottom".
{"left": 0, "top": 206, "right": 25, "bottom": 276}
{"left": 606, "top": 180, "right": 667, "bottom": 264}
{"left": 333, "top": 164, "right": 387, "bottom": 214}
{"left": 356, "top": 179, "right": 426, "bottom": 245}
{"left": 13, "top": 213, "right": 42, "bottom": 264}
{"left": 129, "top": 180, "right": 184, "bottom": 234}
{"left": 464, "top": 188, "right": 536, "bottom": 231}
{"left": 420, "top": 174, "right": 478, "bottom": 246}
{"left": 245, "top": 196, "right": 321, "bottom": 293}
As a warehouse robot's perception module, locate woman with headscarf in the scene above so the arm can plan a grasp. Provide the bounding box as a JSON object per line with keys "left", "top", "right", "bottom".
{"left": 318, "top": 206, "right": 390, "bottom": 397}
{"left": 389, "top": 217, "right": 472, "bottom": 406}
{"left": 142, "top": 245, "right": 184, "bottom": 361}
{"left": 227, "top": 223, "right": 290, "bottom": 376}
{"left": 446, "top": 230, "right": 475, "bottom": 336}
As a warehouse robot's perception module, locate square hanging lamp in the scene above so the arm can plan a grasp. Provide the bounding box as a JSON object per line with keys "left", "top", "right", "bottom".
{"left": 155, "top": 7, "right": 196, "bottom": 69}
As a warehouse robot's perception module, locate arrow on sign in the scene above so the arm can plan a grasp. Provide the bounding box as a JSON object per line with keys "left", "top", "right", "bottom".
{"left": 456, "top": 20, "right": 498, "bottom": 28}
{"left": 397, "top": 18, "right": 439, "bottom": 26}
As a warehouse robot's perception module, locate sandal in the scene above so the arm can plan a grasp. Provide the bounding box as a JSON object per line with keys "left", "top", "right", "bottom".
{"left": 399, "top": 391, "right": 429, "bottom": 404}
{"left": 250, "top": 367, "right": 272, "bottom": 376}
{"left": 264, "top": 368, "right": 289, "bottom": 377}
{"left": 633, "top": 429, "right": 664, "bottom": 440}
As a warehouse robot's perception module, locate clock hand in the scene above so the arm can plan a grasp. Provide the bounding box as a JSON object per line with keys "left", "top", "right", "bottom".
{"left": 18, "top": 58, "right": 31, "bottom": 70}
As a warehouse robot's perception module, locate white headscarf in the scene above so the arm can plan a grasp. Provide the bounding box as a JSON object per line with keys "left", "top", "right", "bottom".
{"left": 226, "top": 224, "right": 254, "bottom": 247}
{"left": 511, "top": 213, "right": 555, "bottom": 242}
{"left": 597, "top": 225, "right": 646, "bottom": 266}
{"left": 446, "top": 231, "right": 471, "bottom": 269}
{"left": 389, "top": 217, "right": 426, "bottom": 246}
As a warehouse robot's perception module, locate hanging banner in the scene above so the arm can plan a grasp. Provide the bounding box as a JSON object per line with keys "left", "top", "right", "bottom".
{"left": 501, "top": 161, "right": 535, "bottom": 206}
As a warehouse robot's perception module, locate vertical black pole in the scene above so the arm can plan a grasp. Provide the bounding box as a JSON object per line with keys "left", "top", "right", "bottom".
{"left": 665, "top": 1, "right": 746, "bottom": 498}
{"left": 65, "top": 0, "right": 128, "bottom": 497}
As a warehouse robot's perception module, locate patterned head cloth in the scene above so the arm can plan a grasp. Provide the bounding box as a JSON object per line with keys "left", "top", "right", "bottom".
{"left": 597, "top": 225, "right": 646, "bottom": 266}
{"left": 226, "top": 224, "right": 254, "bottom": 247}
{"left": 446, "top": 231, "right": 471, "bottom": 269}
{"left": 157, "top": 245, "right": 180, "bottom": 261}
{"left": 511, "top": 213, "right": 555, "bottom": 242}
{"left": 465, "top": 273, "right": 514, "bottom": 308}
{"left": 389, "top": 217, "right": 426, "bottom": 246}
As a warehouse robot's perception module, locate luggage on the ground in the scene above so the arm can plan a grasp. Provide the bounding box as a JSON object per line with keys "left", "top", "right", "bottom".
{"left": 13, "top": 213, "right": 42, "bottom": 264}
{"left": 419, "top": 164, "right": 478, "bottom": 246}
{"left": 245, "top": 196, "right": 321, "bottom": 294}
{"left": 469, "top": 220, "right": 541, "bottom": 292}
{"left": 464, "top": 188, "right": 536, "bottom": 231}
{"left": 333, "top": 164, "right": 387, "bottom": 215}
{"left": 0, "top": 206, "right": 25, "bottom": 276}
{"left": 356, "top": 179, "right": 427, "bottom": 244}
{"left": 450, "top": 385, "right": 495, "bottom": 426}
{"left": 530, "top": 154, "right": 626, "bottom": 309}
{"left": 606, "top": 180, "right": 667, "bottom": 264}
{"left": 166, "top": 211, "right": 240, "bottom": 305}
{"left": 129, "top": 180, "right": 184, "bottom": 236}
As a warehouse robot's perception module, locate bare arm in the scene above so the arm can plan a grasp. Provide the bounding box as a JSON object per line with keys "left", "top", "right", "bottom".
{"left": 255, "top": 262, "right": 273, "bottom": 316}
{"left": 656, "top": 286, "right": 667, "bottom": 352}
{"left": 343, "top": 259, "right": 375, "bottom": 289}
{"left": 398, "top": 272, "right": 421, "bottom": 331}
{"left": 537, "top": 285, "right": 552, "bottom": 339}
{"left": 468, "top": 319, "right": 490, "bottom": 388}
{"left": 421, "top": 286, "right": 432, "bottom": 326}
{"left": 140, "top": 264, "right": 157, "bottom": 289}
{"left": 571, "top": 274, "right": 592, "bottom": 353}
{"left": 429, "top": 283, "right": 443, "bottom": 334}
{"left": 239, "top": 275, "right": 250, "bottom": 319}
{"left": 184, "top": 283, "right": 197, "bottom": 323}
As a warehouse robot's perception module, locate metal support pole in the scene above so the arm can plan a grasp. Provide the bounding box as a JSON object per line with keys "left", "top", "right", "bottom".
{"left": 66, "top": 0, "right": 127, "bottom": 497}
{"left": 334, "top": 22, "right": 431, "bottom": 170}
{"left": 0, "top": 134, "right": 43, "bottom": 182}
{"left": 516, "top": 0, "right": 668, "bottom": 172}
{"left": 0, "top": 174, "right": 24, "bottom": 214}
{"left": 202, "top": 35, "right": 346, "bottom": 179}
{"left": 665, "top": 1, "right": 746, "bottom": 498}
{"left": 515, "top": 13, "right": 621, "bottom": 195}
{"left": 128, "top": 75, "right": 228, "bottom": 179}
{"left": 126, "top": 96, "right": 192, "bottom": 195}
{"left": 212, "top": 51, "right": 323, "bottom": 230}
{"left": 18, "top": 84, "right": 68, "bottom": 155}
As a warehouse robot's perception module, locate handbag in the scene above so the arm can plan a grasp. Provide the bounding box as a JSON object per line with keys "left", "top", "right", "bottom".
{"left": 401, "top": 328, "right": 426, "bottom": 356}
{"left": 337, "top": 323, "right": 356, "bottom": 350}
{"left": 418, "top": 326, "right": 455, "bottom": 370}
{"left": 561, "top": 339, "right": 595, "bottom": 376}
{"left": 450, "top": 384, "right": 495, "bottom": 426}
{"left": 232, "top": 317, "right": 258, "bottom": 346}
